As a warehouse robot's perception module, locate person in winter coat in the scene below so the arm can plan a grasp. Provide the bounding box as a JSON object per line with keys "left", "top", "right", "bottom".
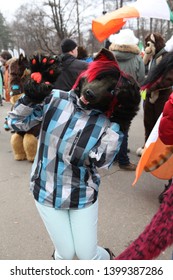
{"left": 109, "top": 29, "right": 145, "bottom": 171}
{"left": 53, "top": 38, "right": 88, "bottom": 91}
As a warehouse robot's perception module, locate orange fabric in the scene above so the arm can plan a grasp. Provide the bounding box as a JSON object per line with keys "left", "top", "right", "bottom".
{"left": 151, "top": 153, "right": 173, "bottom": 180}
{"left": 92, "top": 7, "right": 140, "bottom": 42}
{"left": 132, "top": 145, "right": 153, "bottom": 186}
{"left": 133, "top": 137, "right": 173, "bottom": 186}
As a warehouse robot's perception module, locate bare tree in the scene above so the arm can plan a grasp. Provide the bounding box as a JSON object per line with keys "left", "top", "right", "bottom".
{"left": 0, "top": 12, "right": 13, "bottom": 50}
{"left": 75, "top": 0, "right": 81, "bottom": 45}
{"left": 4, "top": 0, "right": 173, "bottom": 56}
{"left": 10, "top": 4, "right": 57, "bottom": 56}
{"left": 44, "top": 0, "right": 80, "bottom": 40}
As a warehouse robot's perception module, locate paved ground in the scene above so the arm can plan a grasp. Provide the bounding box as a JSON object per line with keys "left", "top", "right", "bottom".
{"left": 0, "top": 101, "right": 172, "bottom": 260}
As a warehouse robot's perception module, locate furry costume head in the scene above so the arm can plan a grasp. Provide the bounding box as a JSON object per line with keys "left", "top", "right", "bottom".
{"left": 73, "top": 48, "right": 140, "bottom": 128}
{"left": 9, "top": 54, "right": 30, "bottom": 101}
{"left": 143, "top": 33, "right": 166, "bottom": 65}
{"left": 73, "top": 48, "right": 122, "bottom": 114}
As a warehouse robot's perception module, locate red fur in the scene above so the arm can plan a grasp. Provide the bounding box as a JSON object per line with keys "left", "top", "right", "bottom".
{"left": 141, "top": 76, "right": 163, "bottom": 90}
{"left": 72, "top": 60, "right": 122, "bottom": 117}
{"left": 73, "top": 60, "right": 122, "bottom": 88}
{"left": 105, "top": 98, "right": 118, "bottom": 118}
{"left": 115, "top": 183, "right": 173, "bottom": 260}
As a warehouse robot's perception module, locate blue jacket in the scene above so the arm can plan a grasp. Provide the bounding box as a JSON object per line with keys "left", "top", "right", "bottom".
{"left": 8, "top": 90, "right": 123, "bottom": 209}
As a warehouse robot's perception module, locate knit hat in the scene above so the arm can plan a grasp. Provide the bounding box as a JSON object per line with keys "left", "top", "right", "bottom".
{"left": 61, "top": 39, "right": 77, "bottom": 53}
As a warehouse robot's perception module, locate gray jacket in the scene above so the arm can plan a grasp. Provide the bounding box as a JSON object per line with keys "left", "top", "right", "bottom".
{"left": 110, "top": 44, "right": 145, "bottom": 85}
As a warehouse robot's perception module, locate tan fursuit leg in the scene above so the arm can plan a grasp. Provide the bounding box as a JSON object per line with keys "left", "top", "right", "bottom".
{"left": 10, "top": 133, "right": 26, "bottom": 160}
{"left": 23, "top": 134, "right": 37, "bottom": 162}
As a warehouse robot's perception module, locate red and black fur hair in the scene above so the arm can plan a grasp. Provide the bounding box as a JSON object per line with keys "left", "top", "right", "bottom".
{"left": 73, "top": 50, "right": 123, "bottom": 88}
{"left": 141, "top": 51, "right": 173, "bottom": 91}
{"left": 73, "top": 48, "right": 140, "bottom": 131}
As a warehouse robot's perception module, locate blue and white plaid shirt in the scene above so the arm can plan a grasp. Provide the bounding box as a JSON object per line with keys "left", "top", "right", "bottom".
{"left": 8, "top": 90, "right": 123, "bottom": 209}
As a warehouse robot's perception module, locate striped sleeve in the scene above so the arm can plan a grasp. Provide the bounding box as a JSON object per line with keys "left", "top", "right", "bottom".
{"left": 7, "top": 95, "right": 44, "bottom": 132}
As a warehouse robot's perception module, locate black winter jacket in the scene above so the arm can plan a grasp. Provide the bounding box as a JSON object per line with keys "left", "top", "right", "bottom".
{"left": 53, "top": 54, "right": 88, "bottom": 91}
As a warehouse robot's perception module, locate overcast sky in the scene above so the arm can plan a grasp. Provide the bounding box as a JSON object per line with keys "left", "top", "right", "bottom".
{"left": 1, "top": 0, "right": 104, "bottom": 23}
{"left": 1, "top": 0, "right": 41, "bottom": 20}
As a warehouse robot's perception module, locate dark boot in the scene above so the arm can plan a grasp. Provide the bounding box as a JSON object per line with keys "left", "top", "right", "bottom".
{"left": 158, "top": 179, "right": 172, "bottom": 203}
{"left": 52, "top": 250, "right": 55, "bottom": 260}
{"left": 4, "top": 117, "right": 10, "bottom": 131}
{"left": 105, "top": 248, "right": 115, "bottom": 260}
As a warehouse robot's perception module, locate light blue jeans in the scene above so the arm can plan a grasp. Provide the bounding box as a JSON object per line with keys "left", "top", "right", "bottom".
{"left": 35, "top": 199, "right": 110, "bottom": 260}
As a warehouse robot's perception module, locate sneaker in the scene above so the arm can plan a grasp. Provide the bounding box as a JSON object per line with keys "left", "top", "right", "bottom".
{"left": 4, "top": 123, "right": 10, "bottom": 131}
{"left": 105, "top": 248, "right": 115, "bottom": 260}
{"left": 119, "top": 162, "right": 137, "bottom": 171}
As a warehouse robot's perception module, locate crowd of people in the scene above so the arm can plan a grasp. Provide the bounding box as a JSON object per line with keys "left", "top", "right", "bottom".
{"left": 1, "top": 29, "right": 173, "bottom": 260}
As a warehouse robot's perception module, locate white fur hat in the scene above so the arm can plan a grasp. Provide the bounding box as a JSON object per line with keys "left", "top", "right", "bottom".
{"left": 109, "top": 29, "right": 139, "bottom": 45}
